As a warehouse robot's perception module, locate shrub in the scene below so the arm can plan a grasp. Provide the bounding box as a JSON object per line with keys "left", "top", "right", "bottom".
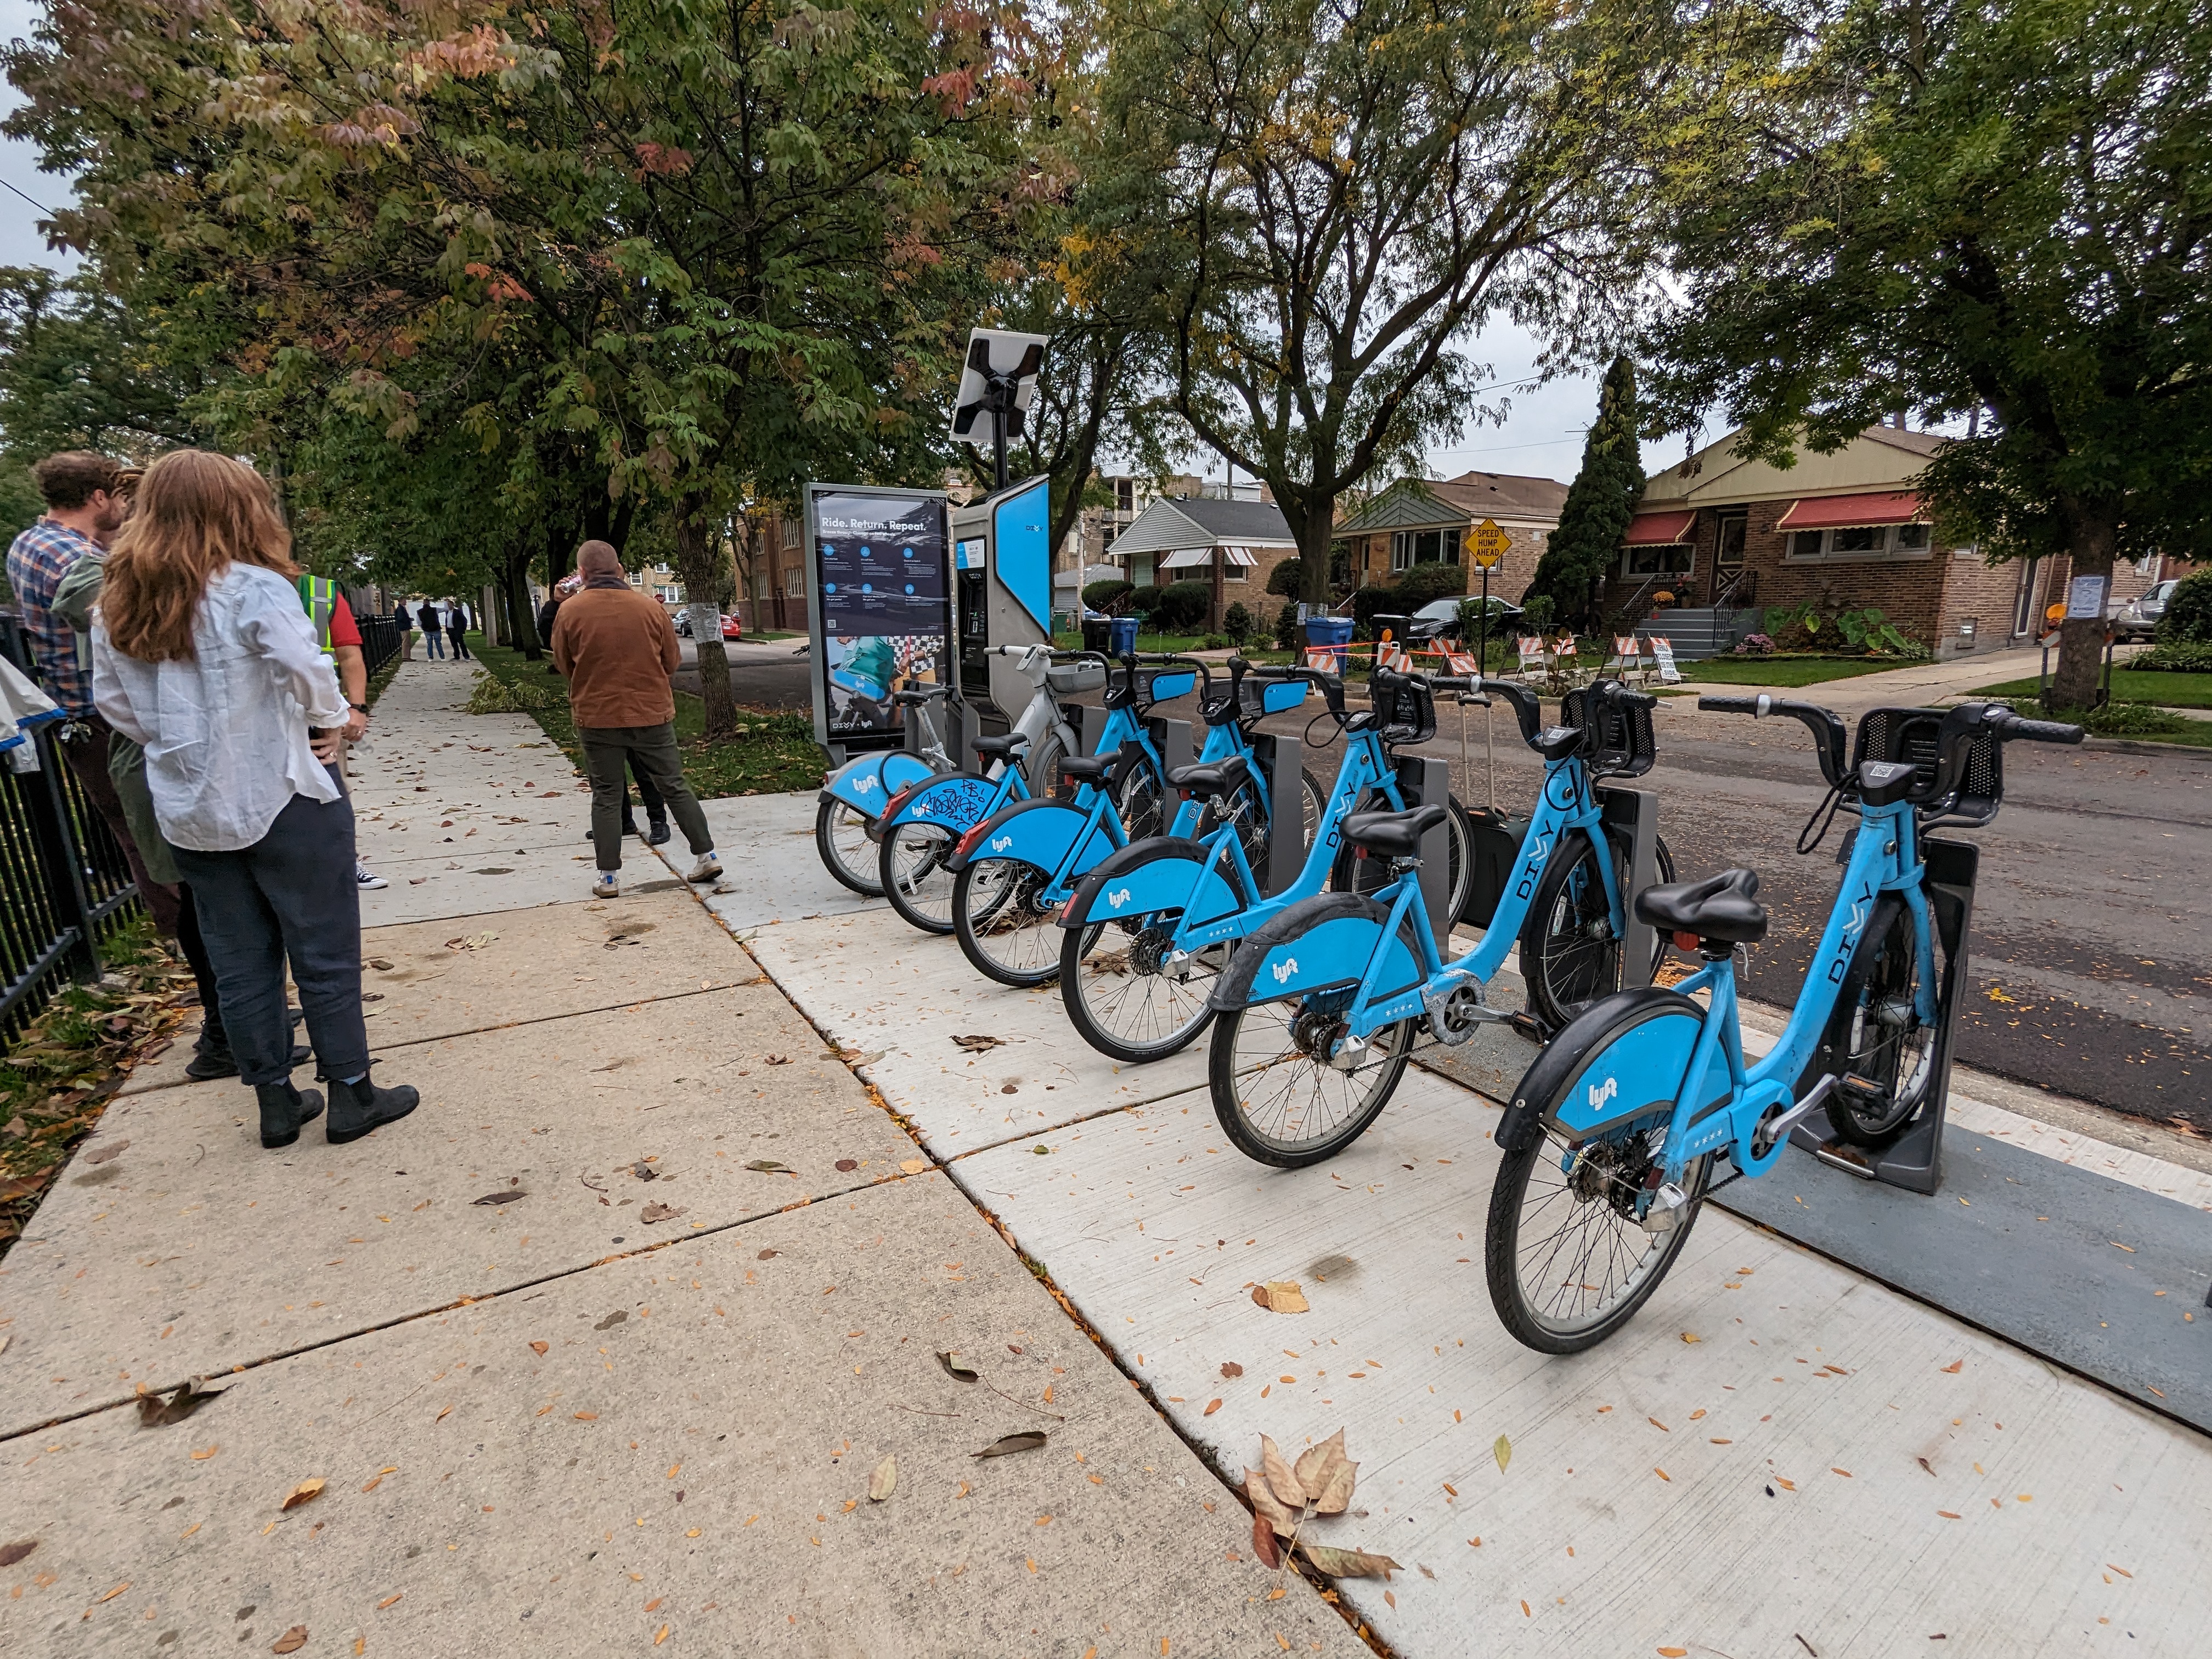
{"left": 1221, "top": 602, "right": 1257, "bottom": 647}
{"left": 1127, "top": 583, "right": 1166, "bottom": 621}
{"left": 1274, "top": 599, "right": 1301, "bottom": 650}
{"left": 1155, "top": 579, "right": 1214, "bottom": 633}
{"left": 1266, "top": 559, "right": 1307, "bottom": 599}
{"left": 465, "top": 669, "right": 557, "bottom": 713}
{"left": 2074, "top": 700, "right": 2190, "bottom": 736}
{"left": 1520, "top": 593, "right": 1556, "bottom": 634}
{"left": 2159, "top": 569, "right": 2212, "bottom": 643}
{"left": 1734, "top": 633, "right": 1776, "bottom": 656}
{"left": 1082, "top": 578, "right": 1133, "bottom": 614}
{"left": 2134, "top": 638, "right": 2212, "bottom": 672}
{"left": 1199, "top": 633, "right": 1231, "bottom": 650}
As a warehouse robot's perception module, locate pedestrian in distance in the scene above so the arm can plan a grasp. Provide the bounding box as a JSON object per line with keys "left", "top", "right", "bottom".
{"left": 446, "top": 597, "right": 472, "bottom": 660}
{"left": 292, "top": 569, "right": 386, "bottom": 890}
{"left": 419, "top": 595, "right": 447, "bottom": 658}
{"left": 91, "top": 449, "right": 420, "bottom": 1150}
{"left": 393, "top": 596, "right": 415, "bottom": 661}
{"left": 4, "top": 449, "right": 181, "bottom": 935}
{"left": 548, "top": 539, "right": 720, "bottom": 897}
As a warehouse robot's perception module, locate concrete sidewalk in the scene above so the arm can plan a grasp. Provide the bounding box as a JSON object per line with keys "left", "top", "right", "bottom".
{"left": 0, "top": 659, "right": 1362, "bottom": 1658}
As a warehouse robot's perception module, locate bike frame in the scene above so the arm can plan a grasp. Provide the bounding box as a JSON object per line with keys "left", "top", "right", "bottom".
{"left": 1223, "top": 746, "right": 1621, "bottom": 1035}
{"left": 1636, "top": 794, "right": 1938, "bottom": 1185}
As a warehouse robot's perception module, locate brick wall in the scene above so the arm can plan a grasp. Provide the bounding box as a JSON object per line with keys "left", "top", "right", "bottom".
{"left": 1347, "top": 525, "right": 1547, "bottom": 603}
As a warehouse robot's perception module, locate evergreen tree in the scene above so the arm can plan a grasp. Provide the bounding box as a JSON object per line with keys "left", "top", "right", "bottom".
{"left": 1523, "top": 357, "right": 1643, "bottom": 629}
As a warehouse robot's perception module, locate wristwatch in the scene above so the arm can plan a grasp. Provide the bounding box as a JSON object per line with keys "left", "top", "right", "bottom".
{"left": 348, "top": 702, "right": 369, "bottom": 713}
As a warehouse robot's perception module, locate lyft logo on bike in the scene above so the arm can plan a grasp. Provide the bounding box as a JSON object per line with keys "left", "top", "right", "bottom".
{"left": 1587, "top": 1076, "right": 1618, "bottom": 1112}
{"left": 1271, "top": 957, "right": 1300, "bottom": 985}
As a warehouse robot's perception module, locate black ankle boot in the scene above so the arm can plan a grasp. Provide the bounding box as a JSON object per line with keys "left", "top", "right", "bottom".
{"left": 326, "top": 1074, "right": 420, "bottom": 1144}
{"left": 256, "top": 1081, "right": 325, "bottom": 1149}
{"left": 646, "top": 815, "right": 672, "bottom": 846}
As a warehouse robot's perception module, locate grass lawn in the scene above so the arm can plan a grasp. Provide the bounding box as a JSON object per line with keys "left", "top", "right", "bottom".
{"left": 469, "top": 640, "right": 827, "bottom": 798}
{"left": 1974, "top": 668, "right": 2212, "bottom": 710}
{"left": 1677, "top": 655, "right": 1918, "bottom": 687}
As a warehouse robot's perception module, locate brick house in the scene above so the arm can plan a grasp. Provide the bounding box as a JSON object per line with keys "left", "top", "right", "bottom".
{"left": 1334, "top": 472, "right": 1568, "bottom": 604}
{"left": 1615, "top": 424, "right": 2168, "bottom": 659}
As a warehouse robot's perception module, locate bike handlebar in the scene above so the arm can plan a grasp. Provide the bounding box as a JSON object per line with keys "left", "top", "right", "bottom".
{"left": 1698, "top": 693, "right": 1851, "bottom": 786}
{"left": 1990, "top": 711, "right": 2085, "bottom": 746}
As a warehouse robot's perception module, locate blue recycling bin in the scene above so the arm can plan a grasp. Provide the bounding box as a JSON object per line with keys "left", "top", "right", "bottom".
{"left": 1107, "top": 616, "right": 1140, "bottom": 657}
{"left": 1304, "top": 614, "right": 1355, "bottom": 671}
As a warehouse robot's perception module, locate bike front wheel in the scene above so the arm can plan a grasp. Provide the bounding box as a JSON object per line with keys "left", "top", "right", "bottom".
{"left": 815, "top": 795, "right": 883, "bottom": 896}
{"left": 1820, "top": 893, "right": 1938, "bottom": 1145}
{"left": 955, "top": 857, "right": 1098, "bottom": 988}
{"left": 1208, "top": 995, "right": 1415, "bottom": 1167}
{"left": 879, "top": 821, "right": 958, "bottom": 934}
{"left": 1520, "top": 829, "right": 1677, "bottom": 1030}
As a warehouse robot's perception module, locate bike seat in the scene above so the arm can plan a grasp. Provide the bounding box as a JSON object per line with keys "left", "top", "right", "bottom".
{"left": 969, "top": 733, "right": 1031, "bottom": 759}
{"left": 1167, "top": 754, "right": 1251, "bottom": 798}
{"left": 1340, "top": 803, "right": 1448, "bottom": 860}
{"left": 1534, "top": 724, "right": 1582, "bottom": 761}
{"left": 1634, "top": 868, "right": 1768, "bottom": 945}
{"left": 1059, "top": 754, "right": 1114, "bottom": 783}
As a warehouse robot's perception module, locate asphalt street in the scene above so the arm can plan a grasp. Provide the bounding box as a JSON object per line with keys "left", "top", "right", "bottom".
{"left": 672, "top": 636, "right": 814, "bottom": 710}
{"left": 1407, "top": 697, "right": 2212, "bottom": 1134}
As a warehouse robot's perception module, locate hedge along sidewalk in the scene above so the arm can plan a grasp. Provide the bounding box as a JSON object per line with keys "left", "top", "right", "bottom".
{"left": 469, "top": 639, "right": 823, "bottom": 797}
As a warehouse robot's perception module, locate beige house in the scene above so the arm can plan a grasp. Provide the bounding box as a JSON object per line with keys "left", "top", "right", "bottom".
{"left": 1616, "top": 424, "right": 2168, "bottom": 659}
{"left": 1104, "top": 495, "right": 1303, "bottom": 630}
{"left": 1334, "top": 471, "right": 1568, "bottom": 601}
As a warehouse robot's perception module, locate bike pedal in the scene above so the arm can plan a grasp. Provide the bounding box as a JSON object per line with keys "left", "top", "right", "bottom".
{"left": 1835, "top": 1072, "right": 1888, "bottom": 1108}
{"left": 1506, "top": 1011, "right": 1550, "bottom": 1045}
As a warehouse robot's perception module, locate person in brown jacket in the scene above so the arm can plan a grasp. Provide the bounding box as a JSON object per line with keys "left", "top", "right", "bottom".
{"left": 549, "top": 540, "right": 721, "bottom": 896}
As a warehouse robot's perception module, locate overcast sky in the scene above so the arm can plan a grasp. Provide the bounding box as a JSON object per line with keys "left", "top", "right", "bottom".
{"left": 0, "top": 0, "right": 1660, "bottom": 489}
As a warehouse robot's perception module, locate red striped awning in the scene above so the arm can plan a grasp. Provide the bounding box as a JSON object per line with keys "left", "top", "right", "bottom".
{"left": 1622, "top": 510, "right": 1696, "bottom": 546}
{"left": 1776, "top": 492, "right": 1923, "bottom": 531}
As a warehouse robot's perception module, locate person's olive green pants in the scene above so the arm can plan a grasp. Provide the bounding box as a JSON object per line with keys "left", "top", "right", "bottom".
{"left": 577, "top": 723, "right": 712, "bottom": 872}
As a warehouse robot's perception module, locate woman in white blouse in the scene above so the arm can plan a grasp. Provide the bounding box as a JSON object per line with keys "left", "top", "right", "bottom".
{"left": 93, "top": 450, "right": 419, "bottom": 1150}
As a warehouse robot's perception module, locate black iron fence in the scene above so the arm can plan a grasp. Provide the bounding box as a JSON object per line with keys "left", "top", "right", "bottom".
{"left": 1, "top": 612, "right": 144, "bottom": 1047}
{"left": 360, "top": 612, "right": 402, "bottom": 678}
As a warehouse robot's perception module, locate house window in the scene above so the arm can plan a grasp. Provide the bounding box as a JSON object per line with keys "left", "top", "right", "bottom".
{"left": 1223, "top": 555, "right": 1248, "bottom": 583}
{"left": 1624, "top": 544, "right": 1694, "bottom": 577}
{"left": 1390, "top": 527, "right": 1463, "bottom": 572}
{"left": 784, "top": 568, "right": 803, "bottom": 599}
{"left": 1115, "top": 478, "right": 1135, "bottom": 514}
{"left": 1787, "top": 523, "right": 1934, "bottom": 560}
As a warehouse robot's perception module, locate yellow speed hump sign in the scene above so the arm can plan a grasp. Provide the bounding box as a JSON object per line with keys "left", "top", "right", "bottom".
{"left": 1470, "top": 518, "right": 1510, "bottom": 568}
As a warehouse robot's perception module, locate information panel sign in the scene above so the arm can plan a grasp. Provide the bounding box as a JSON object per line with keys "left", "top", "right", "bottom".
{"left": 804, "top": 483, "right": 950, "bottom": 754}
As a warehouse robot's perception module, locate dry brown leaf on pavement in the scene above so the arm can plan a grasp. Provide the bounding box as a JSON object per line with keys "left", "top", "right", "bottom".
{"left": 1493, "top": 1434, "right": 1513, "bottom": 1473}
{"left": 1244, "top": 1468, "right": 1297, "bottom": 1537}
{"left": 0, "top": 1541, "right": 36, "bottom": 1568}
{"left": 271, "top": 1627, "right": 308, "bottom": 1654}
{"left": 279, "top": 1478, "right": 325, "bottom": 1511}
{"left": 972, "top": 1432, "right": 1048, "bottom": 1459}
{"left": 1299, "top": 1542, "right": 1403, "bottom": 1580}
{"left": 137, "top": 1377, "right": 222, "bottom": 1427}
{"left": 1260, "top": 1435, "right": 1305, "bottom": 1512}
{"left": 1295, "top": 1429, "right": 1357, "bottom": 1514}
{"left": 868, "top": 1455, "right": 897, "bottom": 1501}
{"left": 744, "top": 1160, "right": 793, "bottom": 1173}
{"left": 471, "top": 1189, "right": 527, "bottom": 1205}
{"left": 1252, "top": 1280, "right": 1309, "bottom": 1313}
{"left": 1251, "top": 1511, "right": 1281, "bottom": 1568}
{"left": 952, "top": 1034, "right": 1005, "bottom": 1051}
{"left": 1220, "top": 1361, "right": 1244, "bottom": 1378}
{"left": 640, "top": 1201, "right": 685, "bottom": 1223}
{"left": 938, "top": 1351, "right": 979, "bottom": 1382}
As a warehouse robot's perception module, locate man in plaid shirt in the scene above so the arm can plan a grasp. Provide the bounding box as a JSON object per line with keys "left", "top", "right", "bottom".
{"left": 6, "top": 450, "right": 179, "bottom": 932}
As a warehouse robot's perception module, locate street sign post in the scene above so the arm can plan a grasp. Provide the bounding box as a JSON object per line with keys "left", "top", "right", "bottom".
{"left": 1470, "top": 518, "right": 1509, "bottom": 672}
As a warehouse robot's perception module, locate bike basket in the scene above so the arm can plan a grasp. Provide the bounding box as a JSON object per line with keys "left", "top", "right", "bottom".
{"left": 1370, "top": 675, "right": 1437, "bottom": 746}
{"left": 1851, "top": 706, "right": 2001, "bottom": 825}
{"left": 1045, "top": 661, "right": 1107, "bottom": 696}
{"left": 1107, "top": 664, "right": 1196, "bottom": 708}
{"left": 1560, "top": 682, "right": 1657, "bottom": 780}
{"left": 1236, "top": 676, "right": 1311, "bottom": 719}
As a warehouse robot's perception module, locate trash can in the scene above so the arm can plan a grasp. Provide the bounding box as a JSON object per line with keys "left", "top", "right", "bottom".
{"left": 1107, "top": 616, "right": 1140, "bottom": 657}
{"left": 1303, "top": 614, "right": 1355, "bottom": 671}
{"left": 1080, "top": 615, "right": 1112, "bottom": 654}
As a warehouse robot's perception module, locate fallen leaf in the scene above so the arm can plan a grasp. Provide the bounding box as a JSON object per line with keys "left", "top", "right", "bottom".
{"left": 756, "top": 1249, "right": 780, "bottom": 1260}
{"left": 764, "top": 1054, "right": 792, "bottom": 1066}
{"left": 1940, "top": 1359, "right": 1962, "bottom": 1374}
{"left": 377, "top": 1594, "right": 403, "bottom": 1610}
{"left": 1660, "top": 1649, "right": 1690, "bottom": 1657}
{"left": 529, "top": 1341, "right": 549, "bottom": 1356}
{"left": 900, "top": 1159, "right": 927, "bottom": 1175}
{"left": 281, "top": 1477, "right": 326, "bottom": 1511}
{"left": 1494, "top": 1434, "right": 1513, "bottom": 1474}
{"left": 835, "top": 1159, "right": 858, "bottom": 1172}
{"left": 654, "top": 1626, "right": 669, "bottom": 1646}
{"left": 471, "top": 1190, "right": 526, "bottom": 1205}
{"left": 190, "top": 1444, "right": 219, "bottom": 1461}
{"left": 953, "top": 1034, "right": 1005, "bottom": 1051}
{"left": 640, "top": 1201, "right": 684, "bottom": 1224}
{"left": 937, "top": 1351, "right": 978, "bottom": 1383}
{"left": 1295, "top": 1428, "right": 1357, "bottom": 1514}
{"left": 1259, "top": 1280, "right": 1308, "bottom": 1313}
{"left": 83, "top": 1139, "right": 129, "bottom": 1165}
{"left": 744, "top": 1160, "right": 793, "bottom": 1173}
{"left": 1937, "top": 1509, "right": 1961, "bottom": 1520}
{"left": 972, "top": 1432, "right": 1048, "bottom": 1459}
{"left": 138, "top": 1377, "right": 223, "bottom": 1427}
{"left": 1220, "top": 1362, "right": 1243, "bottom": 1378}
{"left": 0, "top": 1541, "right": 36, "bottom": 1568}
{"left": 1260, "top": 1435, "right": 1305, "bottom": 1511}
{"left": 1244, "top": 1468, "right": 1297, "bottom": 1537}
{"left": 1680, "top": 1332, "right": 1699, "bottom": 1344}
{"left": 1299, "top": 1542, "right": 1403, "bottom": 1580}
{"left": 868, "top": 1455, "right": 897, "bottom": 1502}
{"left": 272, "top": 1626, "right": 308, "bottom": 1653}
{"left": 1204, "top": 1399, "right": 1223, "bottom": 1417}
{"left": 1250, "top": 1510, "right": 1280, "bottom": 1569}
{"left": 573, "top": 1412, "right": 598, "bottom": 1421}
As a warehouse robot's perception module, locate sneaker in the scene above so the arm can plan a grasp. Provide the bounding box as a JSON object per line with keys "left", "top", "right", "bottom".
{"left": 356, "top": 864, "right": 388, "bottom": 890}
{"left": 685, "top": 850, "right": 723, "bottom": 884}
{"left": 646, "top": 816, "right": 672, "bottom": 847}
{"left": 592, "top": 872, "right": 620, "bottom": 898}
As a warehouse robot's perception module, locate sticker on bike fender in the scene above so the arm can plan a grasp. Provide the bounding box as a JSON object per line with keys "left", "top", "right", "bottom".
{"left": 879, "top": 774, "right": 1003, "bottom": 836}
{"left": 1546, "top": 1009, "right": 1719, "bottom": 1140}
{"left": 1065, "top": 854, "right": 1241, "bottom": 930}
{"left": 1233, "top": 917, "right": 1423, "bottom": 1007}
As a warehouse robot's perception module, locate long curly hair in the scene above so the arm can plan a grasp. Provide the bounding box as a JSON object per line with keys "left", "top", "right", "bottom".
{"left": 100, "top": 450, "right": 298, "bottom": 663}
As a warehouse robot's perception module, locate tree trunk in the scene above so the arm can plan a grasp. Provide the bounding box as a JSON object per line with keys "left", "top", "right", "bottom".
{"left": 504, "top": 545, "right": 542, "bottom": 659}
{"left": 673, "top": 493, "right": 738, "bottom": 740}
{"left": 1294, "top": 505, "right": 1335, "bottom": 608}
{"left": 2047, "top": 509, "right": 2117, "bottom": 711}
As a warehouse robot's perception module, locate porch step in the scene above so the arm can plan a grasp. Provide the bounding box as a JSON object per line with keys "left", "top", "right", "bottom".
{"left": 1634, "top": 607, "right": 1756, "bottom": 662}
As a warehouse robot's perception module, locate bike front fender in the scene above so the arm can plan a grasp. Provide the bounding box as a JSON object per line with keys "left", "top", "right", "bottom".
{"left": 1209, "top": 893, "right": 1422, "bottom": 1012}
{"left": 1496, "top": 988, "right": 1720, "bottom": 1154}
{"left": 944, "top": 797, "right": 1115, "bottom": 878}
{"left": 820, "top": 751, "right": 935, "bottom": 820}
{"left": 874, "top": 771, "right": 1004, "bottom": 840}
{"left": 1062, "top": 838, "right": 1243, "bottom": 930}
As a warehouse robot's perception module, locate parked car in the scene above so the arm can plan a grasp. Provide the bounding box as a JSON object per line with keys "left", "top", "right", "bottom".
{"left": 672, "top": 611, "right": 744, "bottom": 641}
{"left": 2111, "top": 579, "right": 2180, "bottom": 642}
{"left": 1407, "top": 595, "right": 1525, "bottom": 641}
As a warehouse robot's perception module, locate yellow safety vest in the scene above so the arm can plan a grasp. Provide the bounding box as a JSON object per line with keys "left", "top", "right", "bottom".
{"left": 297, "top": 574, "right": 336, "bottom": 649}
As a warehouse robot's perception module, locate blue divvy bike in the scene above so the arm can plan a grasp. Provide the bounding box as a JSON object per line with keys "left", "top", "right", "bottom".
{"left": 815, "top": 684, "right": 961, "bottom": 898}
{"left": 870, "top": 645, "right": 1173, "bottom": 934}
{"left": 1482, "top": 696, "right": 2080, "bottom": 1353}
{"left": 1202, "top": 675, "right": 1674, "bottom": 1165}
{"left": 942, "top": 656, "right": 1322, "bottom": 988}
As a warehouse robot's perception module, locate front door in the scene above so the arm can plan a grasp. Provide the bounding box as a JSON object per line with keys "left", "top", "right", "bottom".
{"left": 1713, "top": 512, "right": 1746, "bottom": 602}
{"left": 2011, "top": 557, "right": 2044, "bottom": 637}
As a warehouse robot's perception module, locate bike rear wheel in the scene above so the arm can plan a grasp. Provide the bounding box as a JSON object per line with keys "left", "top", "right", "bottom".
{"left": 880, "top": 821, "right": 958, "bottom": 934}
{"left": 1821, "top": 894, "right": 1938, "bottom": 1145}
{"left": 1333, "top": 791, "right": 1476, "bottom": 920}
{"left": 955, "top": 857, "right": 1098, "bottom": 987}
{"left": 1061, "top": 918, "right": 1220, "bottom": 1062}
{"left": 1208, "top": 994, "right": 1415, "bottom": 1167}
{"left": 1520, "top": 829, "right": 1676, "bottom": 1030}
{"left": 816, "top": 796, "right": 882, "bottom": 896}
